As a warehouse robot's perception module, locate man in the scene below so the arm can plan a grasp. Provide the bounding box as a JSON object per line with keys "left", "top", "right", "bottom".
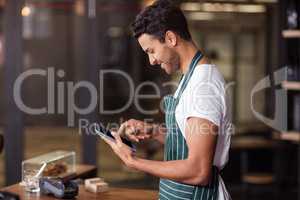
{"left": 101, "top": 1, "right": 232, "bottom": 199}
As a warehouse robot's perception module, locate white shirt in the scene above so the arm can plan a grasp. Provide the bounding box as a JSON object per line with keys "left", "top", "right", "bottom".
{"left": 174, "top": 64, "right": 232, "bottom": 200}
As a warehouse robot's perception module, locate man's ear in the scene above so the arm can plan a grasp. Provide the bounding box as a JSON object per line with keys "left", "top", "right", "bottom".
{"left": 165, "top": 30, "right": 177, "bottom": 47}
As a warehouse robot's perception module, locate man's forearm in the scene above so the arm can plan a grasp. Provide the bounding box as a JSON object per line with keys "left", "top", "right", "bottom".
{"left": 131, "top": 157, "right": 209, "bottom": 186}
{"left": 151, "top": 124, "right": 166, "bottom": 144}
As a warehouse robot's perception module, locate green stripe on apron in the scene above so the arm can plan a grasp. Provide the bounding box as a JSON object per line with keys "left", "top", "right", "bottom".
{"left": 159, "top": 51, "right": 219, "bottom": 200}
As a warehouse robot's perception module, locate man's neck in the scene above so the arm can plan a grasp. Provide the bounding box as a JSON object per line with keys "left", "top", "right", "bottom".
{"left": 178, "top": 41, "right": 199, "bottom": 74}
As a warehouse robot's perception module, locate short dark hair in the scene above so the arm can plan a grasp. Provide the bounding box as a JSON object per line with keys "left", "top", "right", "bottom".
{"left": 131, "top": 0, "right": 191, "bottom": 42}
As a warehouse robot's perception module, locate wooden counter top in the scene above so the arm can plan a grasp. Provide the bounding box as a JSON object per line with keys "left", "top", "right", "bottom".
{"left": 1, "top": 184, "right": 158, "bottom": 200}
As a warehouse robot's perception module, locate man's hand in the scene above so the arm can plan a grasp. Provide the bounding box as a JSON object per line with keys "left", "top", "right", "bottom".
{"left": 118, "top": 119, "right": 156, "bottom": 142}
{"left": 100, "top": 131, "right": 136, "bottom": 168}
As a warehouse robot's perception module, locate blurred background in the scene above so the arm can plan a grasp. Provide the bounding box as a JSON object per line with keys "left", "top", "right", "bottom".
{"left": 0, "top": 0, "right": 299, "bottom": 199}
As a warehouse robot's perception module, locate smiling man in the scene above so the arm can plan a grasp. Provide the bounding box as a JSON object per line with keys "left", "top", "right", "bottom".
{"left": 100, "top": 1, "right": 232, "bottom": 199}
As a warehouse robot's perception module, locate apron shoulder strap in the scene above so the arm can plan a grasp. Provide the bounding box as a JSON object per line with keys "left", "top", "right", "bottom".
{"left": 176, "top": 51, "right": 203, "bottom": 100}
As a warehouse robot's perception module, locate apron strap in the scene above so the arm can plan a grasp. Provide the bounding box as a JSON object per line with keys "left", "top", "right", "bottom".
{"left": 176, "top": 51, "right": 203, "bottom": 100}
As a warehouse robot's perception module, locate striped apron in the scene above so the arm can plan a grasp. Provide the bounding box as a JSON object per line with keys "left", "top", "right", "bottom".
{"left": 159, "top": 51, "right": 219, "bottom": 200}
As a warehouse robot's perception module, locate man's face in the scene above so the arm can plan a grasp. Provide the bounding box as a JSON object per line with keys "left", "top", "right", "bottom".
{"left": 138, "top": 33, "right": 179, "bottom": 74}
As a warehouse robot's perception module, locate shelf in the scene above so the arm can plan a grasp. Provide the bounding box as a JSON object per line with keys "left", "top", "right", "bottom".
{"left": 273, "top": 131, "right": 300, "bottom": 143}
{"left": 282, "top": 81, "right": 300, "bottom": 91}
{"left": 282, "top": 30, "right": 300, "bottom": 38}
{"left": 232, "top": 136, "right": 276, "bottom": 149}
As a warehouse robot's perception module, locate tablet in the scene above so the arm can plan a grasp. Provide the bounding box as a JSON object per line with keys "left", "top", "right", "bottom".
{"left": 93, "top": 123, "right": 136, "bottom": 152}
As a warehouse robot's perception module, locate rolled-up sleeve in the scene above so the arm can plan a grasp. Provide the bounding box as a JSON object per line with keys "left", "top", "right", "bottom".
{"left": 181, "top": 80, "right": 225, "bottom": 128}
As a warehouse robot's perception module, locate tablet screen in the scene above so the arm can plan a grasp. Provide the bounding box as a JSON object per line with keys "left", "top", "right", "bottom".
{"left": 93, "top": 123, "right": 136, "bottom": 151}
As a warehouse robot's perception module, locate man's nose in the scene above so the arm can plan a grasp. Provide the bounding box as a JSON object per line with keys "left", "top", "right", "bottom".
{"left": 149, "top": 55, "right": 158, "bottom": 65}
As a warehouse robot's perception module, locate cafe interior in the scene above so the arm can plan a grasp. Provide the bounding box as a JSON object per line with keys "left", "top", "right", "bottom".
{"left": 0, "top": 0, "right": 299, "bottom": 199}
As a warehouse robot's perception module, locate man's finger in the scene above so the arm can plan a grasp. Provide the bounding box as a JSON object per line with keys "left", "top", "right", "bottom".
{"left": 128, "top": 134, "right": 139, "bottom": 142}
{"left": 126, "top": 126, "right": 138, "bottom": 136}
{"left": 112, "top": 131, "right": 123, "bottom": 146}
{"left": 101, "top": 135, "right": 115, "bottom": 147}
{"left": 117, "top": 123, "right": 127, "bottom": 136}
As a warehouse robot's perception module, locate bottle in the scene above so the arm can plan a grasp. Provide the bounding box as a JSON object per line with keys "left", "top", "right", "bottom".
{"left": 286, "top": 0, "right": 299, "bottom": 29}
{"left": 286, "top": 39, "right": 300, "bottom": 81}
{"left": 293, "top": 94, "right": 300, "bottom": 131}
{"left": 285, "top": 65, "right": 299, "bottom": 81}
